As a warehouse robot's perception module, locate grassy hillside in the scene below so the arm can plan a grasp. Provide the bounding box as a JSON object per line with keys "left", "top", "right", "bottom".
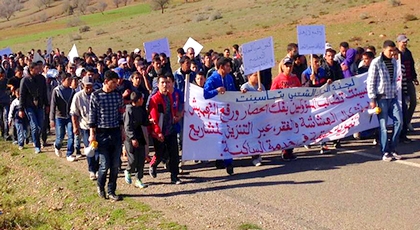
{"left": 1, "top": 0, "right": 419, "bottom": 68}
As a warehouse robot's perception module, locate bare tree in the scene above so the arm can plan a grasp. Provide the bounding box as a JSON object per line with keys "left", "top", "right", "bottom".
{"left": 151, "top": 0, "right": 169, "bottom": 14}
{"left": 35, "top": 0, "right": 53, "bottom": 9}
{"left": 113, "top": 0, "right": 121, "bottom": 8}
{"left": 122, "top": 0, "right": 130, "bottom": 6}
{"left": 97, "top": 1, "right": 107, "bottom": 15}
{"left": 0, "top": 0, "right": 23, "bottom": 21}
{"left": 78, "top": 0, "right": 88, "bottom": 14}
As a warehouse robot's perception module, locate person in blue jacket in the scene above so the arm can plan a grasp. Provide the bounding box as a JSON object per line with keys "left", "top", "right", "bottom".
{"left": 203, "top": 57, "right": 236, "bottom": 175}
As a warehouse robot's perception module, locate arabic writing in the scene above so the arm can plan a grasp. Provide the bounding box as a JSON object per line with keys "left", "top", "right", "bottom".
{"left": 241, "top": 37, "right": 275, "bottom": 75}
{"left": 182, "top": 73, "right": 385, "bottom": 160}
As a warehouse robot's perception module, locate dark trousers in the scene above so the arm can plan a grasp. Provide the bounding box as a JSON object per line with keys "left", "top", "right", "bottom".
{"left": 124, "top": 140, "right": 145, "bottom": 180}
{"left": 96, "top": 128, "right": 122, "bottom": 194}
{"left": 151, "top": 133, "right": 179, "bottom": 179}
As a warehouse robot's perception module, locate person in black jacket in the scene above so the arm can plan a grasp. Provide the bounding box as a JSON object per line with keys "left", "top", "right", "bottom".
{"left": 123, "top": 91, "right": 149, "bottom": 188}
{"left": 19, "top": 62, "right": 49, "bottom": 154}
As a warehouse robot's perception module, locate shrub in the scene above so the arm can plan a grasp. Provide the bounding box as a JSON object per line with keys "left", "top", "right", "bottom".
{"left": 69, "top": 34, "right": 82, "bottom": 41}
{"left": 38, "top": 12, "right": 48, "bottom": 22}
{"left": 67, "top": 16, "right": 81, "bottom": 27}
{"left": 194, "top": 14, "right": 206, "bottom": 22}
{"left": 404, "top": 14, "right": 418, "bottom": 21}
{"left": 208, "top": 11, "right": 222, "bottom": 21}
{"left": 96, "top": 29, "right": 106, "bottom": 35}
{"left": 388, "top": 0, "right": 401, "bottom": 6}
{"left": 79, "top": 25, "right": 90, "bottom": 33}
{"left": 359, "top": 13, "right": 369, "bottom": 20}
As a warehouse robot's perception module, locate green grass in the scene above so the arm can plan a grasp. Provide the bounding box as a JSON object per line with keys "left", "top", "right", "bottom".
{"left": 0, "top": 140, "right": 185, "bottom": 229}
{"left": 238, "top": 223, "right": 262, "bottom": 230}
{"left": 0, "top": 3, "right": 151, "bottom": 49}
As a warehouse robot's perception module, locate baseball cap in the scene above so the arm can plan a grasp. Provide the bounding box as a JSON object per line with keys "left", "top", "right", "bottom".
{"left": 396, "top": 34, "right": 409, "bottom": 43}
{"left": 325, "top": 43, "right": 333, "bottom": 50}
{"left": 118, "top": 58, "right": 127, "bottom": 66}
{"left": 133, "top": 48, "right": 140, "bottom": 53}
{"left": 82, "top": 76, "right": 93, "bottom": 85}
{"left": 76, "top": 67, "right": 86, "bottom": 77}
{"left": 283, "top": 57, "right": 293, "bottom": 65}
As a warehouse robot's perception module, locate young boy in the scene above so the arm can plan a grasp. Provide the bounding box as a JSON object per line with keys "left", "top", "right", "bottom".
{"left": 8, "top": 89, "right": 26, "bottom": 150}
{"left": 240, "top": 72, "right": 265, "bottom": 166}
{"left": 124, "top": 91, "right": 149, "bottom": 188}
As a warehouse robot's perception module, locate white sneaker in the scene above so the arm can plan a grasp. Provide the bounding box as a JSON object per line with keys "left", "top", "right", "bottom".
{"left": 382, "top": 153, "right": 392, "bottom": 162}
{"left": 391, "top": 152, "right": 402, "bottom": 160}
{"left": 252, "top": 156, "right": 262, "bottom": 167}
{"left": 66, "top": 156, "right": 76, "bottom": 162}
{"left": 54, "top": 147, "right": 62, "bottom": 157}
{"left": 18, "top": 146, "right": 23, "bottom": 151}
{"left": 89, "top": 172, "right": 96, "bottom": 180}
{"left": 75, "top": 154, "right": 82, "bottom": 160}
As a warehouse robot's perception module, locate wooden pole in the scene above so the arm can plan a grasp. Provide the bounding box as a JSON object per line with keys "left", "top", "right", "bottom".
{"left": 257, "top": 71, "right": 262, "bottom": 91}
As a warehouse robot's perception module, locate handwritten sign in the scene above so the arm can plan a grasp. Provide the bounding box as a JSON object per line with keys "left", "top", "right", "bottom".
{"left": 0, "top": 47, "right": 13, "bottom": 56}
{"left": 143, "top": 37, "right": 171, "bottom": 62}
{"left": 181, "top": 72, "right": 397, "bottom": 161}
{"left": 297, "top": 25, "right": 326, "bottom": 55}
{"left": 241, "top": 37, "right": 275, "bottom": 75}
{"left": 183, "top": 37, "right": 203, "bottom": 57}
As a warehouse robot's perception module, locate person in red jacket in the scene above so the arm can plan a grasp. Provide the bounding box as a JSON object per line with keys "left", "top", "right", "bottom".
{"left": 271, "top": 58, "right": 302, "bottom": 90}
{"left": 270, "top": 57, "right": 301, "bottom": 161}
{"left": 148, "top": 74, "right": 182, "bottom": 184}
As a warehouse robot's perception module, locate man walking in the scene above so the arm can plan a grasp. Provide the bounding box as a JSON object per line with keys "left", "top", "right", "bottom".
{"left": 148, "top": 74, "right": 182, "bottom": 184}
{"left": 70, "top": 76, "right": 98, "bottom": 180}
{"left": 50, "top": 73, "right": 76, "bottom": 161}
{"left": 89, "top": 70, "right": 124, "bottom": 201}
{"left": 367, "top": 40, "right": 403, "bottom": 162}
{"left": 19, "top": 62, "right": 49, "bottom": 154}
{"left": 397, "top": 34, "right": 418, "bottom": 131}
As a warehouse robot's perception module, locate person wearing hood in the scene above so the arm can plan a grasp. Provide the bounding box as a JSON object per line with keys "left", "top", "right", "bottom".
{"left": 2, "top": 60, "right": 14, "bottom": 79}
{"left": 341, "top": 48, "right": 357, "bottom": 78}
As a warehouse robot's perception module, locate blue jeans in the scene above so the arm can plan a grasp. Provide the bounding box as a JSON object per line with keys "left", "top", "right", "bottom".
{"left": 377, "top": 98, "right": 402, "bottom": 153}
{"left": 81, "top": 129, "right": 99, "bottom": 173}
{"left": 54, "top": 118, "right": 74, "bottom": 157}
{"left": 14, "top": 119, "right": 26, "bottom": 147}
{"left": 25, "top": 107, "right": 44, "bottom": 149}
{"left": 96, "top": 128, "right": 122, "bottom": 194}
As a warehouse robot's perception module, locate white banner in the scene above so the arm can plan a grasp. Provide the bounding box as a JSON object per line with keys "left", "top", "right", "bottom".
{"left": 241, "top": 37, "right": 275, "bottom": 75}
{"left": 182, "top": 73, "right": 384, "bottom": 160}
{"left": 143, "top": 37, "right": 171, "bottom": 62}
{"left": 297, "top": 25, "right": 326, "bottom": 55}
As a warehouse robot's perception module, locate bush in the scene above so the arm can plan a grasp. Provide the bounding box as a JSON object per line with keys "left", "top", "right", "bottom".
{"left": 67, "top": 16, "right": 81, "bottom": 27}
{"left": 388, "top": 0, "right": 401, "bottom": 6}
{"left": 38, "top": 12, "right": 48, "bottom": 22}
{"left": 404, "top": 14, "right": 418, "bottom": 21}
{"left": 194, "top": 14, "right": 206, "bottom": 22}
{"left": 208, "top": 11, "right": 222, "bottom": 21}
{"left": 69, "top": 34, "right": 82, "bottom": 41}
{"left": 359, "top": 13, "right": 369, "bottom": 20}
{"left": 96, "top": 29, "right": 106, "bottom": 35}
{"left": 79, "top": 25, "right": 90, "bottom": 33}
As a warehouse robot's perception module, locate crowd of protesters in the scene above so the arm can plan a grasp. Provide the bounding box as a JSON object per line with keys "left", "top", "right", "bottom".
{"left": 0, "top": 33, "right": 417, "bottom": 201}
